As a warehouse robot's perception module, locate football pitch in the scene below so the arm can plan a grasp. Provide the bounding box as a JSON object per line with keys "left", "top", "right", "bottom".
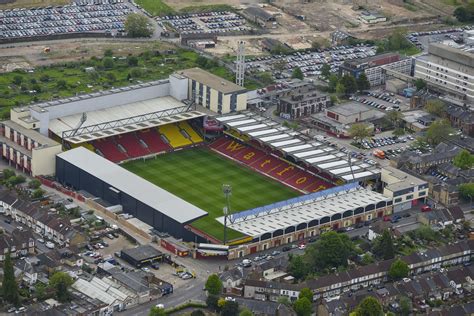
{"left": 123, "top": 147, "right": 300, "bottom": 241}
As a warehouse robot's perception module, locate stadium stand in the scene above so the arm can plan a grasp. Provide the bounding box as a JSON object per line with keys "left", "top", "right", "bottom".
{"left": 115, "top": 133, "right": 150, "bottom": 158}
{"left": 138, "top": 129, "right": 171, "bottom": 153}
{"left": 92, "top": 137, "right": 128, "bottom": 163}
{"left": 159, "top": 124, "right": 192, "bottom": 148}
{"left": 210, "top": 137, "right": 334, "bottom": 193}
{"left": 179, "top": 121, "right": 203, "bottom": 144}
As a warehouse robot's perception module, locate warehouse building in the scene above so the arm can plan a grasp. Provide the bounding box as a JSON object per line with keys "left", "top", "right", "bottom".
{"left": 414, "top": 43, "right": 474, "bottom": 106}
{"left": 177, "top": 68, "right": 247, "bottom": 114}
{"left": 120, "top": 245, "right": 163, "bottom": 268}
{"left": 55, "top": 147, "right": 207, "bottom": 240}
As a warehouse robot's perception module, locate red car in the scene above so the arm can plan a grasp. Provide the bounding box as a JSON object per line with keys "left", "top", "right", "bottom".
{"left": 421, "top": 205, "right": 432, "bottom": 212}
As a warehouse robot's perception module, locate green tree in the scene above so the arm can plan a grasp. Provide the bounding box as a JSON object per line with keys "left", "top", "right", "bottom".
{"left": 125, "top": 13, "right": 153, "bottom": 38}
{"left": 298, "top": 287, "right": 313, "bottom": 302}
{"left": 12, "top": 75, "right": 23, "bottom": 85}
{"left": 6, "top": 175, "right": 26, "bottom": 187}
{"left": 340, "top": 74, "right": 358, "bottom": 94}
{"left": 56, "top": 79, "right": 67, "bottom": 89}
{"left": 372, "top": 229, "right": 395, "bottom": 260}
{"left": 239, "top": 308, "right": 254, "bottom": 316}
{"left": 130, "top": 68, "right": 143, "bottom": 78}
{"left": 348, "top": 123, "right": 371, "bottom": 143}
{"left": 453, "top": 149, "right": 474, "bottom": 170}
{"left": 458, "top": 183, "right": 474, "bottom": 201}
{"left": 399, "top": 296, "right": 412, "bottom": 316}
{"left": 292, "top": 67, "right": 304, "bottom": 80}
{"left": 206, "top": 294, "right": 220, "bottom": 311}
{"left": 196, "top": 56, "right": 208, "bottom": 68}
{"left": 31, "top": 188, "right": 45, "bottom": 199}
{"left": 128, "top": 56, "right": 139, "bottom": 67}
{"left": 148, "top": 306, "right": 166, "bottom": 316}
{"left": 305, "top": 231, "right": 355, "bottom": 273}
{"left": 425, "top": 119, "right": 453, "bottom": 145}
{"left": 454, "top": 6, "right": 474, "bottom": 22}
{"left": 354, "top": 296, "right": 383, "bottom": 316}
{"left": 288, "top": 255, "right": 309, "bottom": 280}
{"left": 49, "top": 271, "right": 74, "bottom": 302}
{"left": 424, "top": 99, "right": 446, "bottom": 117}
{"left": 414, "top": 78, "right": 426, "bottom": 91}
{"left": 40, "top": 74, "right": 50, "bottom": 82}
{"left": 2, "top": 169, "right": 16, "bottom": 180}
{"left": 257, "top": 72, "right": 274, "bottom": 86}
{"left": 104, "top": 49, "right": 113, "bottom": 57}
{"left": 205, "top": 274, "right": 223, "bottom": 295}
{"left": 386, "top": 110, "right": 403, "bottom": 128}
{"left": 328, "top": 74, "right": 339, "bottom": 92}
{"left": 102, "top": 57, "right": 114, "bottom": 69}
{"left": 356, "top": 73, "right": 370, "bottom": 91}
{"left": 293, "top": 297, "right": 312, "bottom": 316}
{"left": 320, "top": 63, "right": 331, "bottom": 78}
{"left": 335, "top": 82, "right": 346, "bottom": 95}
{"left": 221, "top": 300, "right": 239, "bottom": 316}
{"left": 361, "top": 253, "right": 374, "bottom": 265}
{"left": 388, "top": 259, "right": 409, "bottom": 280}
{"left": 2, "top": 253, "right": 19, "bottom": 305}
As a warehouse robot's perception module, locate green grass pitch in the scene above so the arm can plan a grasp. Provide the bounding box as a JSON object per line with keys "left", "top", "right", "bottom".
{"left": 123, "top": 148, "right": 300, "bottom": 241}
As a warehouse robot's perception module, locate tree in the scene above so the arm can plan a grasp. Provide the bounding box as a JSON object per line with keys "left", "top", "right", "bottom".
{"left": 299, "top": 288, "right": 313, "bottom": 302}
{"left": 454, "top": 6, "right": 474, "bottom": 22}
{"left": 130, "top": 68, "right": 143, "bottom": 78}
{"left": 40, "top": 74, "right": 50, "bottom": 82}
{"left": 104, "top": 49, "right": 113, "bottom": 57}
{"left": 386, "top": 109, "right": 403, "bottom": 129}
{"left": 31, "top": 188, "right": 45, "bottom": 199}
{"left": 206, "top": 294, "right": 220, "bottom": 311}
{"left": 340, "top": 74, "right": 358, "bottom": 94}
{"left": 348, "top": 123, "right": 371, "bottom": 143}
{"left": 239, "top": 309, "right": 254, "bottom": 316}
{"left": 372, "top": 229, "right": 395, "bottom": 260}
{"left": 12, "top": 75, "right": 23, "bottom": 85}
{"left": 2, "top": 253, "right": 19, "bottom": 305}
{"left": 6, "top": 175, "right": 26, "bottom": 187}
{"left": 221, "top": 300, "right": 239, "bottom": 316}
{"left": 328, "top": 74, "right": 339, "bottom": 92}
{"left": 388, "top": 259, "right": 409, "bottom": 280}
{"left": 205, "top": 274, "right": 223, "bottom": 295}
{"left": 361, "top": 253, "right": 374, "bottom": 265}
{"left": 128, "top": 56, "right": 139, "bottom": 67}
{"left": 56, "top": 79, "right": 67, "bottom": 89}
{"left": 288, "top": 255, "right": 309, "bottom": 280}
{"left": 2, "top": 169, "right": 16, "bottom": 180}
{"left": 424, "top": 99, "right": 446, "bottom": 117}
{"left": 335, "top": 82, "right": 346, "bottom": 95}
{"left": 399, "top": 296, "right": 412, "bottom": 316}
{"left": 149, "top": 306, "right": 166, "bottom": 316}
{"left": 49, "top": 271, "right": 74, "bottom": 302}
{"left": 293, "top": 297, "right": 312, "bottom": 316}
{"left": 453, "top": 149, "right": 474, "bottom": 170}
{"left": 458, "top": 183, "right": 474, "bottom": 201}
{"left": 305, "top": 231, "right": 355, "bottom": 273}
{"left": 414, "top": 78, "right": 426, "bottom": 91}
{"left": 356, "top": 73, "right": 370, "bottom": 91}
{"left": 125, "top": 13, "right": 153, "bottom": 38}
{"left": 292, "top": 67, "right": 304, "bottom": 80}
{"left": 425, "top": 119, "right": 453, "bottom": 145}
{"left": 354, "top": 296, "right": 383, "bottom": 316}
{"left": 320, "top": 63, "right": 331, "bottom": 78}
{"left": 311, "top": 40, "right": 321, "bottom": 50}
{"left": 102, "top": 57, "right": 114, "bottom": 69}
{"left": 196, "top": 56, "right": 208, "bottom": 68}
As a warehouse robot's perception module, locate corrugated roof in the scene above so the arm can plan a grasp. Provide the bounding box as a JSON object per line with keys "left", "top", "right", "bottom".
{"left": 57, "top": 147, "right": 207, "bottom": 224}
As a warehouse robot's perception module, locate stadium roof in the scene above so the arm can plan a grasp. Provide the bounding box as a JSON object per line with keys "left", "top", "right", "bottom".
{"left": 3, "top": 120, "right": 59, "bottom": 148}
{"left": 177, "top": 68, "right": 246, "bottom": 94}
{"left": 57, "top": 147, "right": 208, "bottom": 224}
{"left": 49, "top": 96, "right": 205, "bottom": 144}
{"left": 216, "top": 184, "right": 390, "bottom": 237}
{"left": 215, "top": 112, "right": 380, "bottom": 182}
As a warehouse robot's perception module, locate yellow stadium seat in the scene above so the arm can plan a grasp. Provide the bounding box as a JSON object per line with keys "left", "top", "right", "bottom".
{"left": 179, "top": 121, "right": 203, "bottom": 144}
{"left": 158, "top": 124, "right": 192, "bottom": 148}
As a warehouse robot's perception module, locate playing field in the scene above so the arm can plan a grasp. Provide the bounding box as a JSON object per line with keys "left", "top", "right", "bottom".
{"left": 123, "top": 148, "right": 300, "bottom": 241}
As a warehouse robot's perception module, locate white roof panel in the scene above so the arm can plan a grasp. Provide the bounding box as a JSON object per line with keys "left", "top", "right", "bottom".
{"left": 317, "top": 160, "right": 348, "bottom": 169}
{"left": 57, "top": 147, "right": 207, "bottom": 223}
{"left": 259, "top": 134, "right": 290, "bottom": 142}
{"left": 305, "top": 155, "right": 336, "bottom": 164}
{"left": 226, "top": 119, "right": 257, "bottom": 127}
{"left": 270, "top": 139, "right": 301, "bottom": 147}
{"left": 237, "top": 123, "right": 268, "bottom": 132}
{"left": 282, "top": 144, "right": 313, "bottom": 153}
{"left": 294, "top": 149, "right": 325, "bottom": 158}
{"left": 342, "top": 171, "right": 375, "bottom": 180}
{"left": 330, "top": 166, "right": 362, "bottom": 175}
{"left": 248, "top": 128, "right": 279, "bottom": 137}
{"left": 216, "top": 114, "right": 246, "bottom": 122}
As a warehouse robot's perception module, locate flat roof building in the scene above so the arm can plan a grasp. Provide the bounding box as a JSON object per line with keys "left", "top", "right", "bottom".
{"left": 120, "top": 245, "right": 163, "bottom": 268}
{"left": 177, "top": 68, "right": 247, "bottom": 114}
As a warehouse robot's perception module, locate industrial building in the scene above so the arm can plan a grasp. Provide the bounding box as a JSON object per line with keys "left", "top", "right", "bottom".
{"left": 414, "top": 43, "right": 474, "bottom": 106}
{"left": 177, "top": 68, "right": 247, "bottom": 114}
{"left": 340, "top": 53, "right": 412, "bottom": 87}
{"left": 381, "top": 166, "right": 429, "bottom": 212}
{"left": 55, "top": 147, "right": 207, "bottom": 240}
{"left": 120, "top": 245, "right": 163, "bottom": 268}
{"left": 219, "top": 183, "right": 392, "bottom": 259}
{"left": 242, "top": 6, "right": 277, "bottom": 29}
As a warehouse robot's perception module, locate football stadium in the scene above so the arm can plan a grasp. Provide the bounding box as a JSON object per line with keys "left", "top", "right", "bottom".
{"left": 1, "top": 68, "right": 393, "bottom": 258}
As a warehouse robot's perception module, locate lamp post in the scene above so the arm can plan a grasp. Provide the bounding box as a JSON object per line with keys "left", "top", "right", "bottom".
{"left": 222, "top": 184, "right": 232, "bottom": 245}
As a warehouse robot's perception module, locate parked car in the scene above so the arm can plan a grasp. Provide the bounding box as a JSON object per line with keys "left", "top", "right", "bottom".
{"left": 242, "top": 259, "right": 252, "bottom": 267}
{"left": 45, "top": 241, "right": 55, "bottom": 249}
{"left": 298, "top": 243, "right": 306, "bottom": 250}
{"left": 4, "top": 219, "right": 11, "bottom": 224}
{"left": 37, "top": 238, "right": 45, "bottom": 243}
{"left": 421, "top": 205, "right": 432, "bottom": 212}
{"left": 282, "top": 246, "right": 291, "bottom": 252}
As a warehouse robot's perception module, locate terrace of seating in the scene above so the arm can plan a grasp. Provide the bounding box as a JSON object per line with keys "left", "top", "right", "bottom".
{"left": 92, "top": 137, "right": 128, "bottom": 163}
{"left": 179, "top": 121, "right": 203, "bottom": 143}
{"left": 115, "top": 133, "right": 150, "bottom": 158}
{"left": 159, "top": 124, "right": 192, "bottom": 148}
{"left": 138, "top": 129, "right": 171, "bottom": 153}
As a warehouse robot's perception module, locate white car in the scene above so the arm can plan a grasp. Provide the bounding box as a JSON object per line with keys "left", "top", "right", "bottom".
{"left": 45, "top": 241, "right": 55, "bottom": 249}
{"left": 155, "top": 303, "right": 164, "bottom": 309}
{"left": 36, "top": 238, "right": 45, "bottom": 243}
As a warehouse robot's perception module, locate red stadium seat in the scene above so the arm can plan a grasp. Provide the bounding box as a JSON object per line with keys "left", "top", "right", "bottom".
{"left": 139, "top": 129, "right": 171, "bottom": 154}
{"left": 116, "top": 133, "right": 149, "bottom": 158}
{"left": 92, "top": 137, "right": 128, "bottom": 163}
